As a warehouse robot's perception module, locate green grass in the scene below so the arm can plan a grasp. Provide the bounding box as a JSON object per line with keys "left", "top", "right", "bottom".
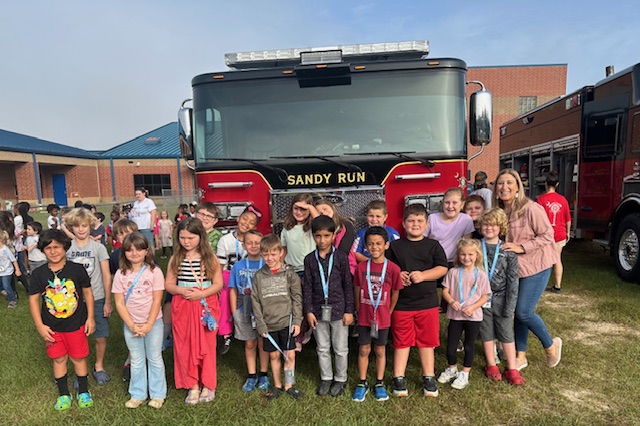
{"left": 2, "top": 241, "right": 640, "bottom": 425}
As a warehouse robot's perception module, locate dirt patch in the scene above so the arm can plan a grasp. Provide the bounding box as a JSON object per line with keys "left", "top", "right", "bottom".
{"left": 561, "top": 389, "right": 612, "bottom": 412}
{"left": 568, "top": 320, "right": 640, "bottom": 346}
{"left": 540, "top": 293, "right": 594, "bottom": 310}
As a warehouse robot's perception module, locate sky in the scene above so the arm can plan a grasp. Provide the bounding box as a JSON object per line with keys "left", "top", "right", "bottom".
{"left": 1, "top": 0, "right": 637, "bottom": 151}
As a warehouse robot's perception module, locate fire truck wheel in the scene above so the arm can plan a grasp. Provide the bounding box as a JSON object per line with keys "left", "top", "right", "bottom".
{"left": 615, "top": 213, "right": 640, "bottom": 282}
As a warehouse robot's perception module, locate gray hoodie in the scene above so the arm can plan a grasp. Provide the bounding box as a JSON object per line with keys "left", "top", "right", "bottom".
{"left": 251, "top": 264, "right": 303, "bottom": 336}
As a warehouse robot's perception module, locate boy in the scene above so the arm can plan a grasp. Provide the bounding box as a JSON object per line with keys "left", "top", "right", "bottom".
{"left": 251, "top": 234, "right": 303, "bottom": 400}
{"left": 229, "top": 229, "right": 271, "bottom": 392}
{"left": 29, "top": 229, "right": 95, "bottom": 410}
{"left": 196, "top": 202, "right": 222, "bottom": 251}
{"left": 47, "top": 204, "right": 60, "bottom": 230}
{"left": 386, "top": 204, "right": 448, "bottom": 398}
{"left": 303, "top": 215, "right": 354, "bottom": 397}
{"left": 65, "top": 208, "right": 112, "bottom": 385}
{"left": 352, "top": 200, "right": 400, "bottom": 263}
{"left": 352, "top": 226, "right": 404, "bottom": 402}
{"left": 107, "top": 218, "right": 139, "bottom": 381}
{"left": 26, "top": 221, "right": 48, "bottom": 273}
{"left": 91, "top": 212, "right": 106, "bottom": 246}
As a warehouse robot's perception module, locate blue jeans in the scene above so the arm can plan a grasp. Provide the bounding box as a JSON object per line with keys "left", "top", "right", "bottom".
{"left": 514, "top": 268, "right": 553, "bottom": 352}
{"left": 123, "top": 318, "right": 166, "bottom": 400}
{"left": 139, "top": 229, "right": 155, "bottom": 249}
{"left": 1, "top": 275, "right": 16, "bottom": 303}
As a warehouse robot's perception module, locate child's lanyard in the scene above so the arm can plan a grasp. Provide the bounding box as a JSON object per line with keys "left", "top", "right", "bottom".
{"left": 266, "top": 314, "right": 292, "bottom": 361}
{"left": 366, "top": 259, "right": 387, "bottom": 321}
{"left": 125, "top": 264, "right": 147, "bottom": 304}
{"left": 314, "top": 248, "right": 334, "bottom": 303}
{"left": 244, "top": 257, "right": 264, "bottom": 292}
{"left": 187, "top": 256, "right": 206, "bottom": 290}
{"left": 458, "top": 267, "right": 478, "bottom": 307}
{"left": 482, "top": 240, "right": 501, "bottom": 282}
{"left": 234, "top": 232, "right": 246, "bottom": 264}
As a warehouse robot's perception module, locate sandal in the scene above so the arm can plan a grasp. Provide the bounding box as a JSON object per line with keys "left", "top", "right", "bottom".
{"left": 54, "top": 395, "right": 72, "bottom": 411}
{"left": 485, "top": 365, "right": 502, "bottom": 381}
{"left": 286, "top": 386, "right": 304, "bottom": 400}
{"left": 265, "top": 387, "right": 283, "bottom": 400}
{"left": 185, "top": 389, "right": 200, "bottom": 405}
{"left": 199, "top": 387, "right": 215, "bottom": 403}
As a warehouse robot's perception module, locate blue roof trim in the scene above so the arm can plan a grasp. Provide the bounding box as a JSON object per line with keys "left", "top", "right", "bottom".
{"left": 0, "top": 129, "right": 97, "bottom": 158}
{"left": 100, "top": 122, "right": 180, "bottom": 159}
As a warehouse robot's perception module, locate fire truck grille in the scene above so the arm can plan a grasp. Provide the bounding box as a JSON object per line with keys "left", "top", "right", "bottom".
{"left": 270, "top": 186, "right": 385, "bottom": 235}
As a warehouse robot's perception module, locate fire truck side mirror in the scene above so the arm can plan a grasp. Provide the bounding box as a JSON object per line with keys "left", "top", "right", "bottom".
{"left": 469, "top": 89, "right": 492, "bottom": 146}
{"left": 178, "top": 103, "right": 194, "bottom": 161}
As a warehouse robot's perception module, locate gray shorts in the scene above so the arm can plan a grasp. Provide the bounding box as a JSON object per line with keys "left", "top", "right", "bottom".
{"left": 93, "top": 298, "right": 110, "bottom": 338}
{"left": 232, "top": 309, "right": 259, "bottom": 341}
{"left": 479, "top": 307, "right": 514, "bottom": 343}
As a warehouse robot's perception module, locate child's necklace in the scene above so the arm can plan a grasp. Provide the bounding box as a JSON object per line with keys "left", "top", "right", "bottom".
{"left": 50, "top": 268, "right": 63, "bottom": 286}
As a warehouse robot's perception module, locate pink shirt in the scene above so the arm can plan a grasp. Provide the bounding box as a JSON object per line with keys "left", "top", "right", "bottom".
{"left": 442, "top": 267, "right": 491, "bottom": 322}
{"left": 507, "top": 201, "right": 560, "bottom": 278}
{"left": 425, "top": 213, "right": 475, "bottom": 262}
{"left": 112, "top": 266, "right": 164, "bottom": 324}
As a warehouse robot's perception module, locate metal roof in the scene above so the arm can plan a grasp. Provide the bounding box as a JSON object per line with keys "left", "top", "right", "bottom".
{"left": 101, "top": 122, "right": 180, "bottom": 159}
{"left": 0, "top": 129, "right": 97, "bottom": 159}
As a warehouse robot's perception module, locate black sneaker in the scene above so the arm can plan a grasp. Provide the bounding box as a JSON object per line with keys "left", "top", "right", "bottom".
{"left": 218, "top": 337, "right": 232, "bottom": 355}
{"left": 316, "top": 380, "right": 332, "bottom": 396}
{"left": 423, "top": 376, "right": 438, "bottom": 397}
{"left": 329, "top": 381, "right": 346, "bottom": 397}
{"left": 122, "top": 364, "right": 131, "bottom": 382}
{"left": 546, "top": 286, "right": 561, "bottom": 293}
{"left": 392, "top": 376, "right": 408, "bottom": 397}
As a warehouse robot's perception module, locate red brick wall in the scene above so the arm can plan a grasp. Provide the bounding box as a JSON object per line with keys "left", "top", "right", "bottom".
{"left": 467, "top": 65, "right": 567, "bottom": 184}
{"left": 0, "top": 164, "right": 17, "bottom": 204}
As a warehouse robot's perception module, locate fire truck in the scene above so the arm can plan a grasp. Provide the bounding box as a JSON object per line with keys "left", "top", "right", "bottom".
{"left": 499, "top": 62, "right": 640, "bottom": 281}
{"left": 178, "top": 40, "right": 492, "bottom": 237}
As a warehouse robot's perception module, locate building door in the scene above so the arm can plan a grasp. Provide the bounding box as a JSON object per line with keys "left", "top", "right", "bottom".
{"left": 52, "top": 174, "right": 68, "bottom": 206}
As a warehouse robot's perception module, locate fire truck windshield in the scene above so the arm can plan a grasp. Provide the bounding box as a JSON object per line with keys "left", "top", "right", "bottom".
{"left": 192, "top": 68, "right": 466, "bottom": 163}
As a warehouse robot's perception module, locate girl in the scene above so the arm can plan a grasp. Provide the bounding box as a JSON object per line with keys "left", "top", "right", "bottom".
{"left": 0, "top": 230, "right": 21, "bottom": 308}
{"left": 315, "top": 199, "right": 356, "bottom": 275}
{"left": 158, "top": 211, "right": 174, "bottom": 259}
{"left": 165, "top": 217, "right": 223, "bottom": 404}
{"left": 438, "top": 239, "right": 491, "bottom": 390}
{"left": 281, "top": 193, "right": 319, "bottom": 278}
{"left": 25, "top": 221, "right": 47, "bottom": 273}
{"left": 216, "top": 205, "right": 263, "bottom": 355}
{"left": 112, "top": 232, "right": 166, "bottom": 409}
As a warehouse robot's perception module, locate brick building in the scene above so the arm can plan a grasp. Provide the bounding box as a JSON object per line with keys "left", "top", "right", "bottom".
{"left": 0, "top": 64, "right": 567, "bottom": 207}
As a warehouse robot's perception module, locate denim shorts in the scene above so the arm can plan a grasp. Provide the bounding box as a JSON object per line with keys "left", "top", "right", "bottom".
{"left": 93, "top": 298, "right": 110, "bottom": 338}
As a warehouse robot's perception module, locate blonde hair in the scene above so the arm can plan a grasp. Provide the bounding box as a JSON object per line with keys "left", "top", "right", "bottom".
{"left": 64, "top": 207, "right": 97, "bottom": 228}
{"left": 444, "top": 187, "right": 464, "bottom": 201}
{"left": 453, "top": 238, "right": 484, "bottom": 268}
{"left": 480, "top": 208, "right": 509, "bottom": 236}
{"left": 0, "top": 230, "right": 11, "bottom": 247}
{"left": 492, "top": 169, "right": 530, "bottom": 219}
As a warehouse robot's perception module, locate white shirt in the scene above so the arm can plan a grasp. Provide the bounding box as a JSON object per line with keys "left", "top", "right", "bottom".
{"left": 128, "top": 197, "right": 157, "bottom": 230}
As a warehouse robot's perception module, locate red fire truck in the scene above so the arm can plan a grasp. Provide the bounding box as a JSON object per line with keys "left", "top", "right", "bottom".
{"left": 178, "top": 40, "right": 492, "bottom": 237}
{"left": 499, "top": 62, "right": 640, "bottom": 281}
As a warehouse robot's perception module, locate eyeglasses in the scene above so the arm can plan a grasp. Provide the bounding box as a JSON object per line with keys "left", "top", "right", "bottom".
{"left": 196, "top": 212, "right": 217, "bottom": 221}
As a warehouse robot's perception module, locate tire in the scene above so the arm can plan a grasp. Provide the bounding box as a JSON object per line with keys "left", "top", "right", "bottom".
{"left": 614, "top": 213, "right": 640, "bottom": 282}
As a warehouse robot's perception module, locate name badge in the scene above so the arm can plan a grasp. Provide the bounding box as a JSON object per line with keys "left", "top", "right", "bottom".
{"left": 482, "top": 295, "right": 492, "bottom": 309}
{"left": 370, "top": 320, "right": 379, "bottom": 339}
{"left": 321, "top": 304, "right": 332, "bottom": 322}
{"left": 251, "top": 314, "right": 257, "bottom": 330}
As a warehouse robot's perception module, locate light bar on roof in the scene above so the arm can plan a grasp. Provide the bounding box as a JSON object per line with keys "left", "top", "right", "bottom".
{"left": 225, "top": 40, "right": 429, "bottom": 69}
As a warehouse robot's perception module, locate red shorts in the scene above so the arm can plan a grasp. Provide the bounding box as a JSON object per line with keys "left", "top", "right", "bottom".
{"left": 45, "top": 326, "right": 89, "bottom": 359}
{"left": 391, "top": 308, "right": 440, "bottom": 349}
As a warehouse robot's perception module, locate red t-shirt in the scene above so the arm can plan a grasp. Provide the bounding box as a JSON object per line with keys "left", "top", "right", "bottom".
{"left": 537, "top": 192, "right": 571, "bottom": 242}
{"left": 354, "top": 259, "right": 404, "bottom": 329}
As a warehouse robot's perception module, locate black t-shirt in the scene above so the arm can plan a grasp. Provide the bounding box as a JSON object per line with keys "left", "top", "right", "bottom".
{"left": 109, "top": 248, "right": 121, "bottom": 275}
{"left": 386, "top": 237, "right": 448, "bottom": 311}
{"left": 29, "top": 262, "right": 91, "bottom": 332}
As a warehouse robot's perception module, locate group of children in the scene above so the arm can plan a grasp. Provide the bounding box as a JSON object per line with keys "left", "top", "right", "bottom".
{"left": 24, "top": 187, "right": 525, "bottom": 411}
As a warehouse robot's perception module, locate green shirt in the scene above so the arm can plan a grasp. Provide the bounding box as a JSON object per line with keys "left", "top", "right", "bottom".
{"left": 208, "top": 229, "right": 223, "bottom": 252}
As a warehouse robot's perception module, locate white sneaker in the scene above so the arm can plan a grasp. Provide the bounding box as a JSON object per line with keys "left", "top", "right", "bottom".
{"left": 437, "top": 367, "right": 458, "bottom": 384}
{"left": 451, "top": 371, "right": 469, "bottom": 390}
{"left": 494, "top": 343, "right": 501, "bottom": 365}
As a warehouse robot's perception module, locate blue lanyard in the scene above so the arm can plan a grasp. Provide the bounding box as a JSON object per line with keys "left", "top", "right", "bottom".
{"left": 315, "top": 248, "right": 334, "bottom": 301}
{"left": 244, "top": 258, "right": 263, "bottom": 291}
{"left": 458, "top": 267, "right": 478, "bottom": 306}
{"left": 234, "top": 233, "right": 246, "bottom": 262}
{"left": 482, "top": 240, "right": 501, "bottom": 282}
{"left": 366, "top": 259, "right": 387, "bottom": 316}
{"left": 124, "top": 264, "right": 147, "bottom": 304}
{"left": 265, "top": 314, "right": 292, "bottom": 361}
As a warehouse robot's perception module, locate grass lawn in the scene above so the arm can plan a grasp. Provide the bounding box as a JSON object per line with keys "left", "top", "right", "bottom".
{"left": 1, "top": 241, "right": 639, "bottom": 425}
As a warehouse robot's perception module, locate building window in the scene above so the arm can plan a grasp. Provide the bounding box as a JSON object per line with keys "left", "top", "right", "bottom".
{"left": 519, "top": 96, "right": 538, "bottom": 115}
{"left": 133, "top": 174, "right": 171, "bottom": 197}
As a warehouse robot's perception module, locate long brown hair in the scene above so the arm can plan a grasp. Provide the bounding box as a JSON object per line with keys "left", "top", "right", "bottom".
{"left": 315, "top": 198, "right": 351, "bottom": 231}
{"left": 492, "top": 168, "right": 531, "bottom": 219}
{"left": 170, "top": 217, "right": 220, "bottom": 279}
{"left": 283, "top": 193, "right": 314, "bottom": 232}
{"left": 119, "top": 232, "right": 156, "bottom": 273}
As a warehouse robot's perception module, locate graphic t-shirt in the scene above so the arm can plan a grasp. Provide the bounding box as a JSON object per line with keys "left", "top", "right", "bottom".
{"left": 354, "top": 259, "right": 404, "bottom": 329}
{"left": 352, "top": 225, "right": 401, "bottom": 259}
{"left": 129, "top": 197, "right": 157, "bottom": 230}
{"left": 536, "top": 192, "right": 571, "bottom": 242}
{"left": 29, "top": 262, "right": 91, "bottom": 332}
{"left": 67, "top": 239, "right": 109, "bottom": 300}
{"left": 217, "top": 232, "right": 247, "bottom": 271}
{"left": 228, "top": 258, "right": 263, "bottom": 311}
